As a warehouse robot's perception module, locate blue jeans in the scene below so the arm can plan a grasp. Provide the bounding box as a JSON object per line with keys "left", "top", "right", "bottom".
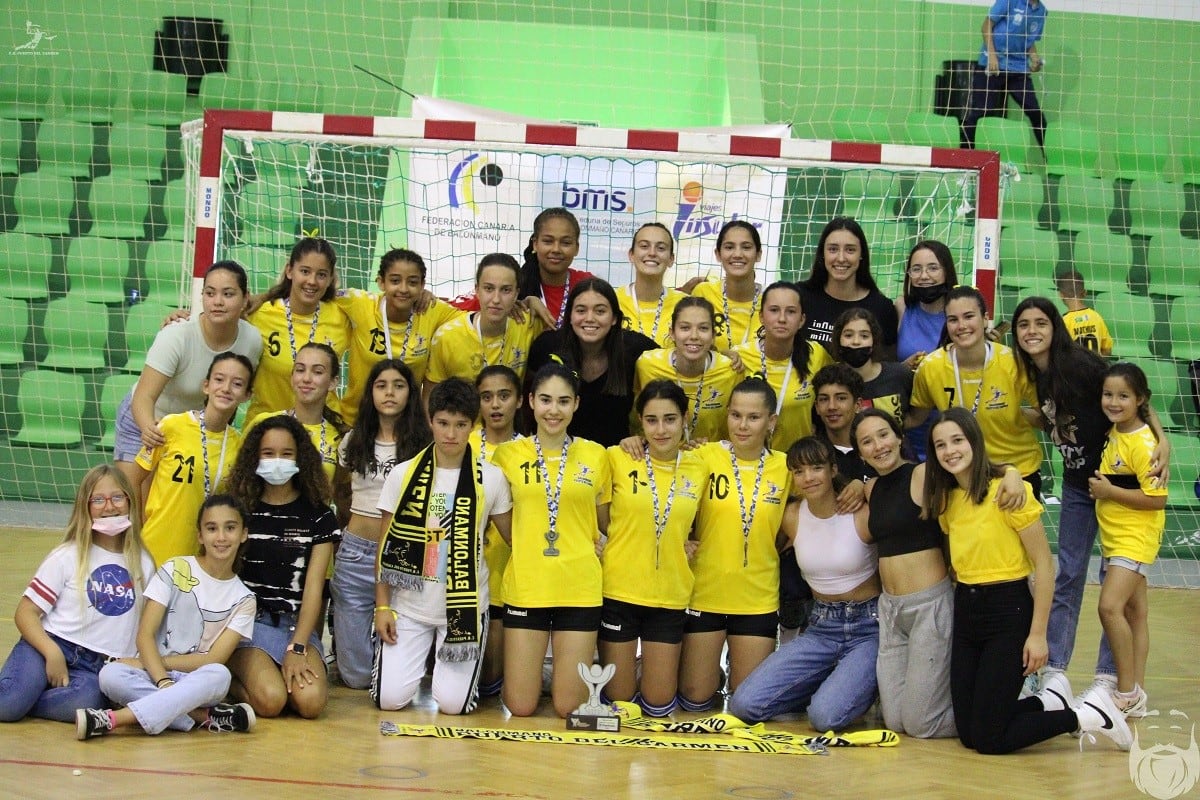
{"left": 1047, "top": 482, "right": 1116, "bottom": 675}
{"left": 729, "top": 597, "right": 879, "bottom": 731}
{"left": 0, "top": 634, "right": 108, "bottom": 723}
{"left": 99, "top": 662, "right": 231, "bottom": 734}
{"left": 329, "top": 531, "right": 378, "bottom": 689}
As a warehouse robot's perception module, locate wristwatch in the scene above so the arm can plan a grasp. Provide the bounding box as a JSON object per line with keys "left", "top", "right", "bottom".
{"left": 286, "top": 642, "right": 307, "bottom": 656}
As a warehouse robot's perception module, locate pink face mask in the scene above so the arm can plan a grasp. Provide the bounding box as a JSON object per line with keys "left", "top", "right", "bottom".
{"left": 92, "top": 515, "right": 133, "bottom": 537}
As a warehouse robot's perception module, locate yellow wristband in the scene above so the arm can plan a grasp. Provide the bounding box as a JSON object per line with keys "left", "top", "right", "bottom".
{"left": 374, "top": 605, "right": 398, "bottom": 619}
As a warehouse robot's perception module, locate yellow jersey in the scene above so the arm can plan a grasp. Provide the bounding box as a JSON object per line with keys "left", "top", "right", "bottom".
{"left": 494, "top": 437, "right": 612, "bottom": 608}
{"left": 244, "top": 411, "right": 341, "bottom": 485}
{"left": 603, "top": 447, "right": 708, "bottom": 609}
{"left": 470, "top": 427, "right": 521, "bottom": 607}
{"left": 690, "top": 442, "right": 789, "bottom": 615}
{"left": 939, "top": 479, "right": 1043, "bottom": 585}
{"left": 426, "top": 312, "right": 544, "bottom": 386}
{"left": 693, "top": 279, "right": 762, "bottom": 351}
{"left": 616, "top": 284, "right": 688, "bottom": 347}
{"left": 911, "top": 344, "right": 1041, "bottom": 476}
{"left": 1096, "top": 425, "right": 1166, "bottom": 563}
{"left": 245, "top": 299, "right": 350, "bottom": 422}
{"left": 632, "top": 349, "right": 737, "bottom": 442}
{"left": 1063, "top": 307, "right": 1114, "bottom": 355}
{"left": 136, "top": 411, "right": 241, "bottom": 566}
{"left": 334, "top": 290, "right": 462, "bottom": 424}
{"left": 733, "top": 340, "right": 833, "bottom": 452}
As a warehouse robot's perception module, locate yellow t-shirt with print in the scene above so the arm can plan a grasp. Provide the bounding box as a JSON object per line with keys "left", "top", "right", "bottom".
{"left": 603, "top": 447, "right": 708, "bottom": 610}
{"left": 693, "top": 280, "right": 762, "bottom": 352}
{"left": 616, "top": 285, "right": 688, "bottom": 347}
{"left": 136, "top": 411, "right": 242, "bottom": 566}
{"left": 426, "top": 313, "right": 544, "bottom": 386}
{"left": 911, "top": 344, "right": 1041, "bottom": 476}
{"left": 334, "top": 290, "right": 462, "bottom": 425}
{"left": 244, "top": 411, "right": 341, "bottom": 485}
{"left": 470, "top": 427, "right": 521, "bottom": 607}
{"left": 1063, "top": 307, "right": 1114, "bottom": 355}
{"left": 245, "top": 299, "right": 350, "bottom": 422}
{"left": 1096, "top": 425, "right": 1166, "bottom": 563}
{"left": 690, "top": 442, "right": 789, "bottom": 615}
{"left": 494, "top": 437, "right": 612, "bottom": 608}
{"left": 632, "top": 349, "right": 737, "bottom": 442}
{"left": 734, "top": 340, "right": 833, "bottom": 453}
{"left": 939, "top": 479, "right": 1043, "bottom": 585}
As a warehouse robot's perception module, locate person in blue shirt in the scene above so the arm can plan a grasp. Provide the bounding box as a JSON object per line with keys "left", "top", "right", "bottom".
{"left": 960, "top": 0, "right": 1048, "bottom": 153}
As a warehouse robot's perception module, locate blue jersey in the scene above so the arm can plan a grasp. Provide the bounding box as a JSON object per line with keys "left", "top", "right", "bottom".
{"left": 978, "top": 0, "right": 1047, "bottom": 73}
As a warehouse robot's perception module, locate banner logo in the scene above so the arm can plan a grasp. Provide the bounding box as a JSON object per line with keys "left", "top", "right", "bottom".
{"left": 449, "top": 154, "right": 504, "bottom": 213}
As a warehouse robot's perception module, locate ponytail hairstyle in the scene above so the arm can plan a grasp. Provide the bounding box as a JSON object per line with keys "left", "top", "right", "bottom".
{"left": 378, "top": 248, "right": 427, "bottom": 281}
{"left": 196, "top": 493, "right": 251, "bottom": 573}
{"left": 937, "top": 285, "right": 990, "bottom": 349}
{"left": 1105, "top": 361, "right": 1154, "bottom": 429}
{"left": 475, "top": 364, "right": 526, "bottom": 436}
{"left": 519, "top": 207, "right": 581, "bottom": 299}
{"left": 902, "top": 240, "right": 957, "bottom": 306}
{"left": 294, "top": 342, "right": 349, "bottom": 437}
{"left": 759, "top": 281, "right": 815, "bottom": 381}
{"left": 263, "top": 237, "right": 339, "bottom": 304}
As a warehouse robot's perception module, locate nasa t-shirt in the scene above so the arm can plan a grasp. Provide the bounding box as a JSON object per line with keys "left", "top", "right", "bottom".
{"left": 24, "top": 542, "right": 153, "bottom": 658}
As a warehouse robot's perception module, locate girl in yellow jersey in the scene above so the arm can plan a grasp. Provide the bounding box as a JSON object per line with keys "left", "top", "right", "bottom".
{"left": 244, "top": 343, "right": 345, "bottom": 485}
{"left": 678, "top": 378, "right": 789, "bottom": 711}
{"left": 926, "top": 408, "right": 1131, "bottom": 753}
{"left": 603, "top": 380, "right": 708, "bottom": 716}
{"left": 691, "top": 220, "right": 764, "bottom": 353}
{"left": 633, "top": 297, "right": 737, "bottom": 443}
{"left": 910, "top": 285, "right": 1043, "bottom": 494}
{"left": 616, "top": 223, "right": 687, "bottom": 347}
{"left": 469, "top": 365, "right": 525, "bottom": 697}
{"left": 335, "top": 249, "right": 461, "bottom": 425}
{"left": 492, "top": 363, "right": 612, "bottom": 718}
{"left": 425, "top": 254, "right": 544, "bottom": 398}
{"left": 1088, "top": 363, "right": 1167, "bottom": 717}
{"left": 245, "top": 238, "right": 350, "bottom": 422}
{"left": 135, "top": 353, "right": 254, "bottom": 566}
{"left": 734, "top": 282, "right": 833, "bottom": 453}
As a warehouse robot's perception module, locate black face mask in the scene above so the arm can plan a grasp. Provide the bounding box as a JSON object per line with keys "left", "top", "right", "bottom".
{"left": 911, "top": 283, "right": 949, "bottom": 305}
{"left": 840, "top": 346, "right": 873, "bottom": 368}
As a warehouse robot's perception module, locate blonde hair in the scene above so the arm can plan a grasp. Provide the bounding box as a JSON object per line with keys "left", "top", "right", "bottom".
{"left": 62, "top": 465, "right": 148, "bottom": 609}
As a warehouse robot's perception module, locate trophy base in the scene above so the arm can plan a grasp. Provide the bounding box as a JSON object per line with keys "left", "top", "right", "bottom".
{"left": 566, "top": 712, "right": 621, "bottom": 732}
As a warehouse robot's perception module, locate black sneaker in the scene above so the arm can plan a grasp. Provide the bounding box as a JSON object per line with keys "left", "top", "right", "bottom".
{"left": 201, "top": 702, "right": 256, "bottom": 733}
{"left": 75, "top": 708, "right": 112, "bottom": 740}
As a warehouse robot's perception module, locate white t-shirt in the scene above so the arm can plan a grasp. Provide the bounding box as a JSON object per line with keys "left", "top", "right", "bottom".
{"left": 338, "top": 432, "right": 402, "bottom": 519}
{"left": 141, "top": 316, "right": 263, "bottom": 419}
{"left": 24, "top": 543, "right": 154, "bottom": 658}
{"left": 144, "top": 556, "right": 256, "bottom": 656}
{"left": 377, "top": 458, "right": 512, "bottom": 625}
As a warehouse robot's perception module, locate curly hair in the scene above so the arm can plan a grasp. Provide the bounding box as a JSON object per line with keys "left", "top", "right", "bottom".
{"left": 226, "top": 414, "right": 331, "bottom": 509}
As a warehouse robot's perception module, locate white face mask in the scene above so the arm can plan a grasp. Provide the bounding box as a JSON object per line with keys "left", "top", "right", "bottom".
{"left": 256, "top": 458, "right": 300, "bottom": 486}
{"left": 92, "top": 515, "right": 133, "bottom": 537}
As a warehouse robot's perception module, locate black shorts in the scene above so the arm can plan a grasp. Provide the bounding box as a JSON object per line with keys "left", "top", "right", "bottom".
{"left": 488, "top": 604, "right": 505, "bottom": 622}
{"left": 683, "top": 609, "right": 778, "bottom": 638}
{"left": 598, "top": 598, "right": 686, "bottom": 645}
{"left": 503, "top": 604, "right": 601, "bottom": 632}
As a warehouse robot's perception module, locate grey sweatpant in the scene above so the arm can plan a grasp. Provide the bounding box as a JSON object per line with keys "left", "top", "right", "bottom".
{"left": 876, "top": 577, "right": 957, "bottom": 738}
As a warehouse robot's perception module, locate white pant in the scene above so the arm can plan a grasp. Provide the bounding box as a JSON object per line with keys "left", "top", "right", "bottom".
{"left": 372, "top": 614, "right": 484, "bottom": 715}
{"left": 99, "top": 662, "right": 231, "bottom": 735}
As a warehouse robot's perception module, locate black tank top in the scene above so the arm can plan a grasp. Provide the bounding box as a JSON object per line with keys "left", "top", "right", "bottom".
{"left": 868, "top": 462, "right": 944, "bottom": 559}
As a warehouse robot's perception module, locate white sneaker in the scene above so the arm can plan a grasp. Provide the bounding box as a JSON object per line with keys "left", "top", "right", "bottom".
{"left": 1114, "top": 685, "right": 1149, "bottom": 719}
{"left": 1035, "top": 669, "right": 1073, "bottom": 712}
{"left": 1075, "top": 684, "right": 1133, "bottom": 751}
{"left": 1018, "top": 671, "right": 1043, "bottom": 700}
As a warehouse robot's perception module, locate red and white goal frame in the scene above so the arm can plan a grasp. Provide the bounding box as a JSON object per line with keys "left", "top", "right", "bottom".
{"left": 187, "top": 108, "right": 1001, "bottom": 310}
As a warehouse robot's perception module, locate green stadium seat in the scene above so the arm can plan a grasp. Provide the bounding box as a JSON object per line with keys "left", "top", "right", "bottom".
{"left": 841, "top": 170, "right": 895, "bottom": 222}
{"left": 0, "top": 297, "right": 30, "bottom": 365}
{"left": 127, "top": 72, "right": 190, "bottom": 127}
{"left": 1167, "top": 296, "right": 1200, "bottom": 362}
{"left": 0, "top": 232, "right": 53, "bottom": 300}
{"left": 120, "top": 301, "right": 175, "bottom": 373}
{"left": 228, "top": 244, "right": 286, "bottom": 293}
{"left": 1072, "top": 225, "right": 1133, "bottom": 290}
{"left": 1091, "top": 291, "right": 1160, "bottom": 360}
{"left": 12, "top": 370, "right": 86, "bottom": 447}
{"left": 65, "top": 236, "right": 130, "bottom": 304}
{"left": 1002, "top": 174, "right": 1048, "bottom": 227}
{"left": 999, "top": 226, "right": 1058, "bottom": 288}
{"left": 902, "top": 112, "right": 959, "bottom": 149}
{"left": 59, "top": 69, "right": 123, "bottom": 124}
{"left": 142, "top": 240, "right": 187, "bottom": 303}
{"left": 35, "top": 120, "right": 96, "bottom": 179}
{"left": 1139, "top": 358, "right": 1186, "bottom": 428}
{"left": 160, "top": 179, "right": 188, "bottom": 241}
{"left": 1044, "top": 120, "right": 1101, "bottom": 177}
{"left": 0, "top": 65, "right": 53, "bottom": 120}
{"left": 1128, "top": 180, "right": 1186, "bottom": 237}
{"left": 1112, "top": 129, "right": 1172, "bottom": 183}
{"left": 1, "top": 119, "right": 24, "bottom": 174}
{"left": 14, "top": 173, "right": 76, "bottom": 236}
{"left": 859, "top": 219, "right": 915, "bottom": 287}
{"left": 252, "top": 141, "right": 313, "bottom": 188}
{"left": 199, "top": 73, "right": 260, "bottom": 112}
{"left": 97, "top": 372, "right": 139, "bottom": 449}
{"left": 829, "top": 108, "right": 895, "bottom": 144}
{"left": 1164, "top": 433, "right": 1200, "bottom": 507}
{"left": 107, "top": 124, "right": 167, "bottom": 182}
{"left": 235, "top": 181, "right": 304, "bottom": 246}
{"left": 257, "top": 81, "right": 327, "bottom": 114}
{"left": 1055, "top": 174, "right": 1115, "bottom": 233}
{"left": 975, "top": 116, "right": 1036, "bottom": 174}
{"left": 40, "top": 296, "right": 110, "bottom": 370}
{"left": 1144, "top": 231, "right": 1200, "bottom": 297}
{"left": 86, "top": 176, "right": 150, "bottom": 239}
